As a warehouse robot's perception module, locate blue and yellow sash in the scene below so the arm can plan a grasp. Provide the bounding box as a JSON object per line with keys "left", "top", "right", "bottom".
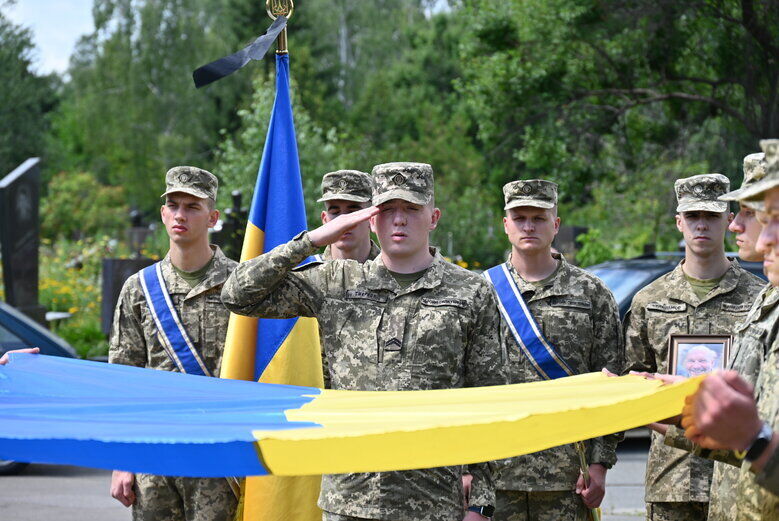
{"left": 484, "top": 263, "right": 574, "bottom": 380}
{"left": 139, "top": 263, "right": 212, "bottom": 377}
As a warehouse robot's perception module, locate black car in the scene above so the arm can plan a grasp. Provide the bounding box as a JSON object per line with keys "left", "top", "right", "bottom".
{"left": 0, "top": 301, "right": 77, "bottom": 475}
{"left": 586, "top": 253, "right": 766, "bottom": 319}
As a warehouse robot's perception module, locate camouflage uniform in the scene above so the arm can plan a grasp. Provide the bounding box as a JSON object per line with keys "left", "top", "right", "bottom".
{"left": 221, "top": 162, "right": 507, "bottom": 521}
{"left": 321, "top": 241, "right": 380, "bottom": 262}
{"left": 109, "top": 166, "right": 238, "bottom": 521}
{"left": 662, "top": 153, "right": 773, "bottom": 521}
{"left": 492, "top": 180, "right": 623, "bottom": 521}
{"left": 625, "top": 173, "right": 765, "bottom": 520}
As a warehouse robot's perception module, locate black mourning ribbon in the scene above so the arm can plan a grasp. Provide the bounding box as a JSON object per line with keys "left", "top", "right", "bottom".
{"left": 193, "top": 16, "right": 288, "bottom": 88}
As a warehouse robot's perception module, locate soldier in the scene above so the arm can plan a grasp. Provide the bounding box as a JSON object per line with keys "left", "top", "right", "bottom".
{"left": 483, "top": 180, "right": 622, "bottom": 521}
{"left": 316, "top": 169, "right": 381, "bottom": 389}
{"left": 660, "top": 152, "right": 771, "bottom": 521}
{"left": 318, "top": 170, "right": 380, "bottom": 262}
{"left": 221, "top": 162, "right": 506, "bottom": 521}
{"left": 624, "top": 173, "right": 765, "bottom": 520}
{"left": 681, "top": 143, "right": 779, "bottom": 516}
{"left": 109, "top": 166, "right": 238, "bottom": 521}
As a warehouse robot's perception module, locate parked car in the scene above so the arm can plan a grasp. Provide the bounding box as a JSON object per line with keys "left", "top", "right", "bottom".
{"left": 0, "top": 301, "right": 77, "bottom": 475}
{"left": 586, "top": 252, "right": 766, "bottom": 319}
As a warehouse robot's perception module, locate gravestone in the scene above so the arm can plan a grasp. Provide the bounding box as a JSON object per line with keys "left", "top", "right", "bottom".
{"left": 0, "top": 158, "right": 47, "bottom": 325}
{"left": 101, "top": 257, "right": 155, "bottom": 335}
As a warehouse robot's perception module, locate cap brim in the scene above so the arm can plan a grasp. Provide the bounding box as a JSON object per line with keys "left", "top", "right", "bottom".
{"left": 161, "top": 188, "right": 212, "bottom": 200}
{"left": 737, "top": 177, "right": 779, "bottom": 202}
{"left": 317, "top": 193, "right": 372, "bottom": 203}
{"left": 718, "top": 187, "right": 746, "bottom": 202}
{"left": 373, "top": 189, "right": 430, "bottom": 206}
{"left": 504, "top": 199, "right": 555, "bottom": 210}
{"left": 676, "top": 201, "right": 729, "bottom": 213}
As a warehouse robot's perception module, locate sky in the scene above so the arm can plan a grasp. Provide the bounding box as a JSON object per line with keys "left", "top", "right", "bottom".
{"left": 6, "top": 0, "right": 94, "bottom": 74}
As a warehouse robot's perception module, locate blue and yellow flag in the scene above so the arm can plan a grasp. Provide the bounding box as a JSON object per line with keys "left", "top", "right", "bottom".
{"left": 219, "top": 53, "right": 323, "bottom": 521}
{"left": 1, "top": 354, "right": 703, "bottom": 477}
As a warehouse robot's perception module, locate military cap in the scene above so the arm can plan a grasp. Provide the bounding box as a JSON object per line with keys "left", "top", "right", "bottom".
{"left": 371, "top": 162, "right": 434, "bottom": 206}
{"left": 674, "top": 174, "right": 729, "bottom": 213}
{"left": 719, "top": 153, "right": 766, "bottom": 211}
{"left": 317, "top": 170, "right": 372, "bottom": 203}
{"left": 738, "top": 139, "right": 779, "bottom": 203}
{"left": 503, "top": 179, "right": 557, "bottom": 210}
{"left": 161, "top": 166, "right": 218, "bottom": 201}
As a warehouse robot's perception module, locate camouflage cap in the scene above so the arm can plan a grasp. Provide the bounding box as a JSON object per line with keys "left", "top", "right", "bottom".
{"left": 719, "top": 153, "right": 767, "bottom": 202}
{"left": 503, "top": 179, "right": 557, "bottom": 210}
{"left": 674, "top": 174, "right": 729, "bottom": 213}
{"left": 371, "top": 162, "right": 434, "bottom": 206}
{"left": 317, "top": 170, "right": 372, "bottom": 203}
{"left": 738, "top": 139, "right": 779, "bottom": 203}
{"left": 161, "top": 166, "right": 218, "bottom": 201}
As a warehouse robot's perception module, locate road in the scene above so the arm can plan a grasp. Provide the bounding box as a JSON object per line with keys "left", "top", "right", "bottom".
{"left": 0, "top": 440, "right": 649, "bottom": 520}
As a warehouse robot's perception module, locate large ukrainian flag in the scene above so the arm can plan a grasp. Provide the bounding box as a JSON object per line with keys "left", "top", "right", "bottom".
{"left": 219, "top": 53, "right": 323, "bottom": 521}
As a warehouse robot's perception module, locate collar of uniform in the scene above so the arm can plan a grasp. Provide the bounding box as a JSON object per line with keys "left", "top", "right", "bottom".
{"left": 364, "top": 247, "right": 443, "bottom": 294}
{"left": 504, "top": 252, "right": 570, "bottom": 301}
{"left": 667, "top": 258, "right": 742, "bottom": 306}
{"left": 160, "top": 245, "right": 231, "bottom": 300}
{"left": 756, "top": 283, "right": 779, "bottom": 318}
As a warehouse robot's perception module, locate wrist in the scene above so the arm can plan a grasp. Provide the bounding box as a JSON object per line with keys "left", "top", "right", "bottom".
{"left": 740, "top": 419, "right": 767, "bottom": 452}
{"left": 744, "top": 422, "right": 774, "bottom": 462}
{"left": 467, "top": 505, "right": 494, "bottom": 518}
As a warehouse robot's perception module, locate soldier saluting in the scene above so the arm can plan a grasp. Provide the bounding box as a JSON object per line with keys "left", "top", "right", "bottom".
{"left": 222, "top": 162, "right": 506, "bottom": 521}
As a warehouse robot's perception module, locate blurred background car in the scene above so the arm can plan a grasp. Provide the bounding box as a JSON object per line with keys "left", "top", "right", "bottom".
{"left": 0, "top": 301, "right": 76, "bottom": 475}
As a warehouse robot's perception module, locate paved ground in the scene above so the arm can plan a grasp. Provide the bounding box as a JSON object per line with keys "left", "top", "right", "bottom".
{"left": 0, "top": 440, "right": 649, "bottom": 520}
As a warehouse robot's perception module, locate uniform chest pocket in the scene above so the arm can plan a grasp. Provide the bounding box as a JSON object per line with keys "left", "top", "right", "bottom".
{"left": 330, "top": 292, "right": 388, "bottom": 366}
{"left": 412, "top": 298, "right": 469, "bottom": 387}
{"left": 540, "top": 297, "right": 594, "bottom": 360}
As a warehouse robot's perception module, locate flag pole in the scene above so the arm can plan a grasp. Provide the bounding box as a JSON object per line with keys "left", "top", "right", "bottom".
{"left": 266, "top": 0, "right": 294, "bottom": 54}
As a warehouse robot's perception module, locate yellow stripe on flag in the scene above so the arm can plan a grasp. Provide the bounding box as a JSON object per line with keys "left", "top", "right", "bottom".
{"left": 252, "top": 373, "right": 702, "bottom": 476}
{"left": 220, "top": 224, "right": 265, "bottom": 382}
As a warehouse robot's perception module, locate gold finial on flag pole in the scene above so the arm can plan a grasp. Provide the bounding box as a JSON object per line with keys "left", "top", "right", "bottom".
{"left": 266, "top": 0, "right": 294, "bottom": 54}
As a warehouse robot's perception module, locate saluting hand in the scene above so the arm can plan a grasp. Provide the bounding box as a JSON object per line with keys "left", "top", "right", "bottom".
{"left": 308, "top": 205, "right": 380, "bottom": 247}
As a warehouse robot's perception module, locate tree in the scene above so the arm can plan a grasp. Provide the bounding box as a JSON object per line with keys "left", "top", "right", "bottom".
{"left": 48, "top": 0, "right": 255, "bottom": 210}
{"left": 0, "top": 7, "right": 58, "bottom": 176}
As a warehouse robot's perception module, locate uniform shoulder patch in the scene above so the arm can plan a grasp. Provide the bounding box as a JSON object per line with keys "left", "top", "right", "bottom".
{"left": 646, "top": 301, "right": 687, "bottom": 313}
{"left": 721, "top": 302, "right": 753, "bottom": 313}
{"left": 344, "top": 289, "right": 388, "bottom": 303}
{"left": 420, "top": 297, "right": 469, "bottom": 309}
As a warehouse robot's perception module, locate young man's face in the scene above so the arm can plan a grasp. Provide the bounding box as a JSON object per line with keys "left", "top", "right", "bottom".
{"left": 756, "top": 187, "right": 779, "bottom": 286}
{"left": 729, "top": 204, "right": 764, "bottom": 262}
{"left": 675, "top": 211, "right": 733, "bottom": 256}
{"left": 370, "top": 199, "right": 440, "bottom": 260}
{"left": 160, "top": 193, "right": 218, "bottom": 246}
{"left": 321, "top": 199, "right": 371, "bottom": 251}
{"left": 503, "top": 206, "right": 560, "bottom": 254}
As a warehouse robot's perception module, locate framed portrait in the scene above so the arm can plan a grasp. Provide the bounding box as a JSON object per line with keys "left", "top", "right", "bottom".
{"left": 668, "top": 334, "right": 732, "bottom": 377}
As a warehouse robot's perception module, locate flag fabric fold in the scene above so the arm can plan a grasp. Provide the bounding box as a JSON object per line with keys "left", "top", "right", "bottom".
{"left": 0, "top": 353, "right": 702, "bottom": 477}
{"left": 218, "top": 53, "right": 324, "bottom": 521}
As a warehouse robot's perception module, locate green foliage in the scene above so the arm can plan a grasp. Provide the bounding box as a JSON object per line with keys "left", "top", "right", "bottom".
{"left": 41, "top": 171, "right": 129, "bottom": 240}
{"left": 214, "top": 71, "right": 347, "bottom": 230}
{"left": 47, "top": 0, "right": 252, "bottom": 208}
{"left": 39, "top": 237, "right": 131, "bottom": 358}
{"left": 0, "top": 8, "right": 58, "bottom": 176}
